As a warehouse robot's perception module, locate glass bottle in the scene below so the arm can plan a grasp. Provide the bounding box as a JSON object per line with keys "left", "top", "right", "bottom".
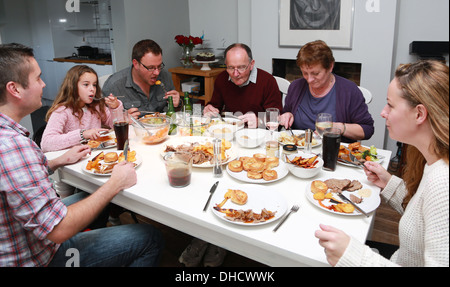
{"left": 183, "top": 92, "right": 193, "bottom": 115}
{"left": 166, "top": 96, "right": 177, "bottom": 135}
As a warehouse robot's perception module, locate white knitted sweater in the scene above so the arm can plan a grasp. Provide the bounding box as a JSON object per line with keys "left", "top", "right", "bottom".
{"left": 337, "top": 159, "right": 449, "bottom": 267}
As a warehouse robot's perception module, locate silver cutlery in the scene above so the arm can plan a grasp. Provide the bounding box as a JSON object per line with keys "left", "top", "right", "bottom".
{"left": 273, "top": 205, "right": 299, "bottom": 232}
{"left": 123, "top": 139, "right": 129, "bottom": 162}
{"left": 203, "top": 181, "right": 219, "bottom": 212}
{"left": 92, "top": 95, "right": 125, "bottom": 101}
{"left": 344, "top": 146, "right": 369, "bottom": 171}
{"left": 338, "top": 193, "right": 369, "bottom": 217}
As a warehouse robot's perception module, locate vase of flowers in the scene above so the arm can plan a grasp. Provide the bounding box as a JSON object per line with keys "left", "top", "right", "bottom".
{"left": 175, "top": 35, "right": 203, "bottom": 68}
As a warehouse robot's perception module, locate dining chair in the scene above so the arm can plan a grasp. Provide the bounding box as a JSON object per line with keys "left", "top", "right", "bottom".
{"left": 99, "top": 74, "right": 112, "bottom": 88}
{"left": 274, "top": 76, "right": 291, "bottom": 106}
{"left": 358, "top": 86, "right": 373, "bottom": 104}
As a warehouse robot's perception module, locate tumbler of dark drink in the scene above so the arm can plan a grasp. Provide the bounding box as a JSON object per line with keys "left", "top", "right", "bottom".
{"left": 322, "top": 127, "right": 341, "bottom": 171}
{"left": 111, "top": 109, "right": 129, "bottom": 150}
{"left": 163, "top": 152, "right": 193, "bottom": 188}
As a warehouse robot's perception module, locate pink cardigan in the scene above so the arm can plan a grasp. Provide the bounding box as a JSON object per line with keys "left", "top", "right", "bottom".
{"left": 41, "top": 102, "right": 123, "bottom": 152}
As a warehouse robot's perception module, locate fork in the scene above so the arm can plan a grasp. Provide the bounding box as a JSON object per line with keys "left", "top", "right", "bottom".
{"left": 273, "top": 205, "right": 299, "bottom": 232}
{"left": 344, "top": 146, "right": 369, "bottom": 171}
{"left": 92, "top": 95, "right": 125, "bottom": 101}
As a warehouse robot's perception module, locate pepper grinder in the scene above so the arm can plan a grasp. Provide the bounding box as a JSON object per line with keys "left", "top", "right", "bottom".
{"left": 213, "top": 139, "right": 223, "bottom": 177}
{"left": 305, "top": 129, "right": 313, "bottom": 154}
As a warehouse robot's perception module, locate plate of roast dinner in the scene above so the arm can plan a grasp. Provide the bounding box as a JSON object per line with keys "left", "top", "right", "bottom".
{"left": 161, "top": 136, "right": 237, "bottom": 168}
{"left": 305, "top": 177, "right": 380, "bottom": 216}
{"left": 338, "top": 142, "right": 384, "bottom": 167}
{"left": 277, "top": 130, "right": 322, "bottom": 149}
{"left": 82, "top": 151, "right": 142, "bottom": 176}
{"left": 211, "top": 184, "right": 288, "bottom": 226}
{"left": 226, "top": 153, "right": 289, "bottom": 184}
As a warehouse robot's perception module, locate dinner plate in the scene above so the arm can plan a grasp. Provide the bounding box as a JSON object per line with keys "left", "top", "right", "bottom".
{"left": 87, "top": 131, "right": 117, "bottom": 149}
{"left": 276, "top": 130, "right": 322, "bottom": 149}
{"left": 305, "top": 177, "right": 380, "bottom": 216}
{"left": 208, "top": 117, "right": 245, "bottom": 131}
{"left": 337, "top": 143, "right": 385, "bottom": 167}
{"left": 210, "top": 184, "right": 288, "bottom": 226}
{"left": 160, "top": 136, "right": 237, "bottom": 168}
{"left": 82, "top": 151, "right": 143, "bottom": 176}
{"left": 226, "top": 159, "right": 289, "bottom": 184}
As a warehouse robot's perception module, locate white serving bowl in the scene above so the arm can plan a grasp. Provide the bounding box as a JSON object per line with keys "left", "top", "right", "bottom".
{"left": 286, "top": 152, "right": 323, "bottom": 179}
{"left": 208, "top": 123, "right": 235, "bottom": 141}
{"left": 235, "top": 128, "right": 266, "bottom": 148}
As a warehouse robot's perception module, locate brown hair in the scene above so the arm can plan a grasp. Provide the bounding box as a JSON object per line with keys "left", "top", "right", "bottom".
{"left": 46, "top": 65, "right": 106, "bottom": 123}
{"left": 395, "top": 60, "right": 449, "bottom": 208}
{"left": 0, "top": 43, "right": 35, "bottom": 104}
{"left": 131, "top": 39, "right": 162, "bottom": 62}
{"left": 296, "top": 40, "right": 335, "bottom": 70}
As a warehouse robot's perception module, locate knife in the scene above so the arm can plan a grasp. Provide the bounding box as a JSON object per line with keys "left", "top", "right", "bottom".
{"left": 123, "top": 139, "right": 129, "bottom": 162}
{"left": 338, "top": 193, "right": 369, "bottom": 217}
{"left": 203, "top": 181, "right": 219, "bottom": 212}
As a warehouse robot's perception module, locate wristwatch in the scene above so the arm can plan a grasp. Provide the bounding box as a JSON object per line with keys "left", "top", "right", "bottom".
{"left": 80, "top": 129, "right": 87, "bottom": 144}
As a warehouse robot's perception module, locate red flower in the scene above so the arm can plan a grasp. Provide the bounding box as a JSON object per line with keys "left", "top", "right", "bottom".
{"left": 174, "top": 34, "right": 203, "bottom": 49}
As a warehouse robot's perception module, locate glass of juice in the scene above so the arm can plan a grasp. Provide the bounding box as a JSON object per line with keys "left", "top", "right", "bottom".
{"left": 111, "top": 109, "right": 129, "bottom": 150}
{"left": 163, "top": 152, "right": 193, "bottom": 188}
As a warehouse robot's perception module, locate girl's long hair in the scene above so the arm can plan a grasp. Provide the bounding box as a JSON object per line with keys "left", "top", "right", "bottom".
{"left": 46, "top": 65, "right": 106, "bottom": 122}
{"left": 394, "top": 60, "right": 449, "bottom": 208}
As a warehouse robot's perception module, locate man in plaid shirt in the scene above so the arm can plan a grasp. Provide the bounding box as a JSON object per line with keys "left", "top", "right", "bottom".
{"left": 0, "top": 44, "right": 163, "bottom": 267}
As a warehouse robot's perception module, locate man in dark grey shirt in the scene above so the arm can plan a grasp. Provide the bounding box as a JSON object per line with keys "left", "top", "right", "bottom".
{"left": 103, "top": 39, "right": 180, "bottom": 118}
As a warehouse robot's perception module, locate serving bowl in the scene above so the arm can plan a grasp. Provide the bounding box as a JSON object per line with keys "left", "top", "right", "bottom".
{"left": 132, "top": 115, "right": 170, "bottom": 144}
{"left": 176, "top": 115, "right": 211, "bottom": 136}
{"left": 235, "top": 128, "right": 266, "bottom": 148}
{"left": 285, "top": 152, "right": 323, "bottom": 179}
{"left": 208, "top": 123, "right": 235, "bottom": 141}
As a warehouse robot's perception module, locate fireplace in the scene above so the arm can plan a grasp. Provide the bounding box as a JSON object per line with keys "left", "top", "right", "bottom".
{"left": 272, "top": 58, "right": 362, "bottom": 86}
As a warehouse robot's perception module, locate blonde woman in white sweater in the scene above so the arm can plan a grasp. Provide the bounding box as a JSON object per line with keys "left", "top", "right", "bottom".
{"left": 315, "top": 60, "right": 449, "bottom": 267}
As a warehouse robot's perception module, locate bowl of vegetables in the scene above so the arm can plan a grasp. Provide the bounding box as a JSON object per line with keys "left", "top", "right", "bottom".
{"left": 132, "top": 114, "right": 170, "bottom": 144}
{"left": 176, "top": 115, "right": 211, "bottom": 136}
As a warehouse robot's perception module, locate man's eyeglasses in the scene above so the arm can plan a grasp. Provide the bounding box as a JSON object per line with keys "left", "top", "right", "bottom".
{"left": 226, "top": 63, "right": 251, "bottom": 73}
{"left": 139, "top": 62, "right": 165, "bottom": 73}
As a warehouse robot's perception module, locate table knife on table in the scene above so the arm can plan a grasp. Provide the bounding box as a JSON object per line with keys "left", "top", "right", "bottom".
{"left": 203, "top": 181, "right": 219, "bottom": 212}
{"left": 123, "top": 139, "right": 129, "bottom": 162}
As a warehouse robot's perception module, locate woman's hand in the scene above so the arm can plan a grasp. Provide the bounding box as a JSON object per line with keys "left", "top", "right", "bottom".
{"left": 315, "top": 224, "right": 350, "bottom": 266}
{"left": 279, "top": 112, "right": 294, "bottom": 129}
{"left": 104, "top": 93, "right": 120, "bottom": 109}
{"left": 364, "top": 161, "right": 392, "bottom": 189}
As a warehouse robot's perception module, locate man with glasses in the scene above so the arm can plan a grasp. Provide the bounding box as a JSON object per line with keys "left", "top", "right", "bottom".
{"left": 203, "top": 43, "right": 282, "bottom": 127}
{"left": 103, "top": 39, "right": 180, "bottom": 118}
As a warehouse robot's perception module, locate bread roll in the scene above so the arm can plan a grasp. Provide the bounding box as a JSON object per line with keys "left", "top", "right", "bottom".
{"left": 253, "top": 153, "right": 266, "bottom": 162}
{"left": 229, "top": 189, "right": 248, "bottom": 205}
{"left": 265, "top": 157, "right": 279, "bottom": 169}
{"left": 262, "top": 169, "right": 278, "bottom": 181}
{"left": 311, "top": 180, "right": 328, "bottom": 194}
{"left": 228, "top": 160, "right": 243, "bottom": 172}
{"left": 247, "top": 171, "right": 263, "bottom": 179}
{"left": 104, "top": 152, "right": 118, "bottom": 163}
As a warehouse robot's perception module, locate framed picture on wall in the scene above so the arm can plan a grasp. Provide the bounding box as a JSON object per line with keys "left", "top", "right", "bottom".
{"left": 279, "top": 0, "right": 355, "bottom": 49}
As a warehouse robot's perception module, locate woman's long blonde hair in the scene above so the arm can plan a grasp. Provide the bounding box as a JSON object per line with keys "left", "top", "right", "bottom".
{"left": 395, "top": 60, "right": 449, "bottom": 208}
{"left": 45, "top": 65, "right": 106, "bottom": 122}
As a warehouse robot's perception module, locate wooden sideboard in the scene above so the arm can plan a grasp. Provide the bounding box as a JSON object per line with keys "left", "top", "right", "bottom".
{"left": 168, "top": 66, "right": 225, "bottom": 104}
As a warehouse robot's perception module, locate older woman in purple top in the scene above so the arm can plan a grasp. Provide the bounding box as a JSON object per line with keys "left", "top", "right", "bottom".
{"left": 279, "top": 40, "right": 374, "bottom": 143}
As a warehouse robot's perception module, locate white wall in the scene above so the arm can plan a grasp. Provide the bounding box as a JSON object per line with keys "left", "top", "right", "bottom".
{"left": 385, "top": 0, "right": 449, "bottom": 153}
{"left": 111, "top": 0, "right": 190, "bottom": 71}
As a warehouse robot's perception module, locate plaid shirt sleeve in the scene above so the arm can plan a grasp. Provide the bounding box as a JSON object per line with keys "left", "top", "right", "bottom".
{"left": 1, "top": 119, "right": 67, "bottom": 266}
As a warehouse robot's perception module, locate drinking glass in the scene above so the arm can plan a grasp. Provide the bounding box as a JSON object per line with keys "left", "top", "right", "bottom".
{"left": 315, "top": 113, "right": 333, "bottom": 138}
{"left": 111, "top": 109, "right": 129, "bottom": 150}
{"left": 265, "top": 108, "right": 280, "bottom": 140}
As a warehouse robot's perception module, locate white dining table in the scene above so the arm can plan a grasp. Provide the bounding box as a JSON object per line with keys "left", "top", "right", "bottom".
{"left": 45, "top": 129, "right": 391, "bottom": 267}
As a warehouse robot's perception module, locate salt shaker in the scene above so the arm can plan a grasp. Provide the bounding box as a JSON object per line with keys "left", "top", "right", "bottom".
{"left": 305, "top": 129, "right": 313, "bottom": 154}
{"left": 213, "top": 139, "right": 223, "bottom": 177}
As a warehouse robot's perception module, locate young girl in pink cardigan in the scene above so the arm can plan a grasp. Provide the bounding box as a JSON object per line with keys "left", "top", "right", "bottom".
{"left": 41, "top": 65, "right": 123, "bottom": 152}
